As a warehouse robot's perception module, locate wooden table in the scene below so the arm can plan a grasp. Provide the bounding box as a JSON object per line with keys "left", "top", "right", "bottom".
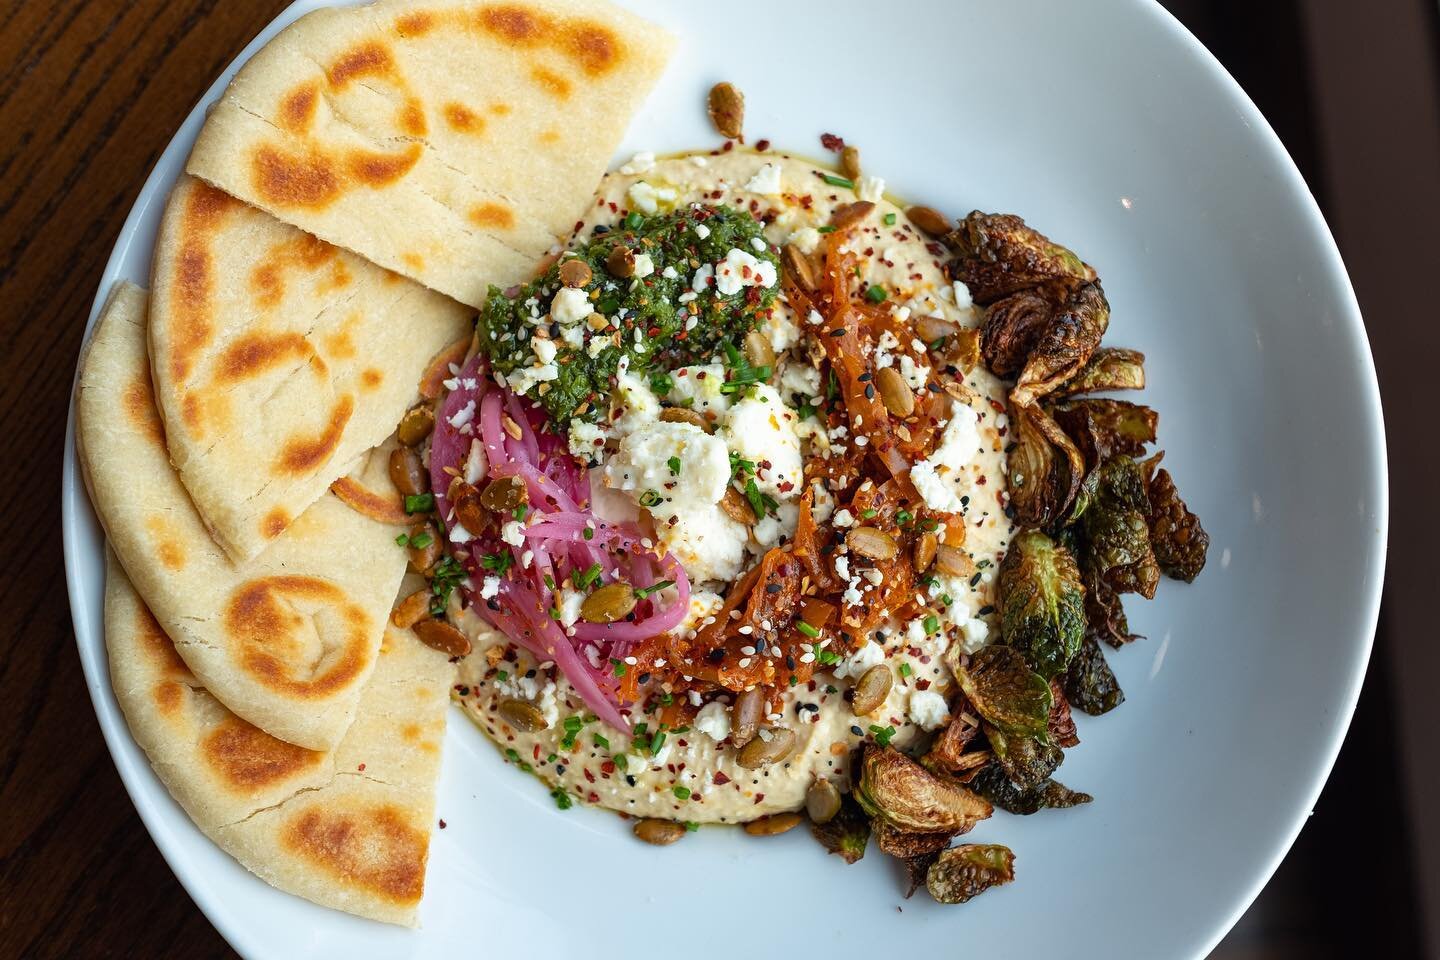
{"left": 0, "top": 3, "right": 286, "bottom": 956}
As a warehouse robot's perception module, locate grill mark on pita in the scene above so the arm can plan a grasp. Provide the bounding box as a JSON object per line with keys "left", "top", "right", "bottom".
{"left": 360, "top": 368, "right": 383, "bottom": 391}
{"left": 201, "top": 717, "right": 325, "bottom": 789}
{"left": 253, "top": 144, "right": 342, "bottom": 209}
{"left": 441, "top": 101, "right": 483, "bottom": 135}
{"left": 321, "top": 321, "right": 358, "bottom": 361}
{"left": 225, "top": 575, "right": 373, "bottom": 698}
{"left": 530, "top": 65, "right": 571, "bottom": 99}
{"left": 401, "top": 252, "right": 425, "bottom": 272}
{"left": 215, "top": 331, "right": 314, "bottom": 384}
{"left": 145, "top": 515, "right": 188, "bottom": 571}
{"left": 280, "top": 82, "right": 318, "bottom": 134}
{"left": 280, "top": 804, "right": 427, "bottom": 905}
{"left": 250, "top": 232, "right": 341, "bottom": 308}
{"left": 277, "top": 394, "right": 354, "bottom": 474}
{"left": 153, "top": 681, "right": 185, "bottom": 716}
{"left": 345, "top": 143, "right": 423, "bottom": 187}
{"left": 475, "top": 6, "right": 624, "bottom": 76}
{"left": 394, "top": 11, "right": 436, "bottom": 36}
{"left": 331, "top": 476, "right": 408, "bottom": 525}
{"left": 398, "top": 98, "right": 428, "bottom": 137}
{"left": 136, "top": 603, "right": 190, "bottom": 678}
{"left": 562, "top": 21, "right": 622, "bottom": 76}
{"left": 261, "top": 507, "right": 291, "bottom": 540}
{"left": 123, "top": 375, "right": 164, "bottom": 443}
{"left": 168, "top": 182, "right": 239, "bottom": 384}
{"left": 467, "top": 201, "right": 514, "bottom": 230}
{"left": 327, "top": 41, "right": 396, "bottom": 90}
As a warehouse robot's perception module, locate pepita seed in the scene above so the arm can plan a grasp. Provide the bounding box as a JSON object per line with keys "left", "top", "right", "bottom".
{"left": 914, "top": 314, "right": 959, "bottom": 344}
{"left": 913, "top": 531, "right": 938, "bottom": 573}
{"left": 830, "top": 201, "right": 875, "bottom": 231}
{"left": 659, "top": 407, "right": 712, "bottom": 432}
{"left": 558, "top": 258, "right": 592, "bottom": 287}
{"left": 744, "top": 812, "right": 803, "bottom": 836}
{"left": 634, "top": 818, "right": 687, "bottom": 846}
{"left": 454, "top": 490, "right": 488, "bottom": 537}
{"left": 721, "top": 486, "right": 758, "bottom": 526}
{"left": 396, "top": 404, "right": 435, "bottom": 447}
{"left": 933, "top": 544, "right": 976, "bottom": 578}
{"left": 606, "top": 244, "right": 636, "bottom": 278}
{"left": 479, "top": 476, "right": 527, "bottom": 512}
{"left": 388, "top": 446, "right": 428, "bottom": 497}
{"left": 840, "top": 145, "right": 862, "bottom": 182}
{"left": 707, "top": 82, "right": 744, "bottom": 139}
{"left": 502, "top": 415, "right": 524, "bottom": 441}
{"left": 743, "top": 329, "right": 776, "bottom": 373}
{"left": 413, "top": 618, "right": 471, "bottom": 657}
{"left": 805, "top": 779, "right": 842, "bottom": 824}
{"left": 407, "top": 522, "right": 441, "bottom": 574}
{"left": 906, "top": 204, "right": 954, "bottom": 237}
{"left": 497, "top": 698, "right": 548, "bottom": 732}
{"left": 851, "top": 663, "right": 893, "bottom": 717}
{"left": 847, "top": 526, "right": 899, "bottom": 561}
{"left": 782, "top": 243, "right": 819, "bottom": 291}
{"left": 875, "top": 366, "right": 916, "bottom": 418}
{"left": 730, "top": 688, "right": 765, "bottom": 747}
{"left": 735, "top": 726, "right": 796, "bottom": 768}
{"left": 581, "top": 582, "right": 637, "bottom": 624}
{"left": 391, "top": 589, "right": 431, "bottom": 629}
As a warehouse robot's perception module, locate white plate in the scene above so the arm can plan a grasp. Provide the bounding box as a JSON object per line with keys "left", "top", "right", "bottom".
{"left": 62, "top": 1, "right": 1386, "bottom": 957}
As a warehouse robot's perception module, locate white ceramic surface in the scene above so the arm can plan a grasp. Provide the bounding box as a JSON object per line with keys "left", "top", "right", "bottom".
{"left": 61, "top": 1, "right": 1387, "bottom": 957}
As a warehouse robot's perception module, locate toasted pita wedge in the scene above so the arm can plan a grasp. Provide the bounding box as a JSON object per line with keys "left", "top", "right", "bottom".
{"left": 106, "top": 555, "right": 452, "bottom": 925}
{"left": 185, "top": 0, "right": 674, "bottom": 307}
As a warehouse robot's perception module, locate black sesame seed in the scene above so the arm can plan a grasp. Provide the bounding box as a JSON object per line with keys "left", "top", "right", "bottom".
{"left": 765, "top": 582, "right": 782, "bottom": 594}
{"left": 978, "top": 605, "right": 995, "bottom": 616}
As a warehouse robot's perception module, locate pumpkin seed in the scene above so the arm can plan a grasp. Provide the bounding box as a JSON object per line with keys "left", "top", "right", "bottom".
{"left": 454, "top": 490, "right": 488, "bottom": 538}
{"left": 707, "top": 82, "right": 744, "bottom": 139}
{"left": 782, "top": 243, "right": 819, "bottom": 291}
{"left": 914, "top": 313, "right": 959, "bottom": 344}
{"left": 396, "top": 404, "right": 435, "bottom": 447}
{"left": 606, "top": 244, "right": 636, "bottom": 278}
{"left": 479, "top": 475, "right": 527, "bottom": 512}
{"left": 721, "top": 486, "right": 758, "bottom": 525}
{"left": 913, "top": 531, "right": 938, "bottom": 574}
{"left": 851, "top": 663, "right": 893, "bottom": 716}
{"left": 498, "top": 698, "right": 548, "bottom": 732}
{"left": 906, "top": 204, "right": 953, "bottom": 237}
{"left": 634, "top": 818, "right": 687, "bottom": 846}
{"left": 933, "top": 544, "right": 976, "bottom": 578}
{"left": 735, "top": 727, "right": 796, "bottom": 768}
{"left": 840, "top": 145, "right": 862, "bottom": 182}
{"left": 558, "top": 258, "right": 592, "bottom": 287}
{"left": 388, "top": 446, "right": 428, "bottom": 497}
{"left": 581, "top": 582, "right": 637, "bottom": 624}
{"left": 390, "top": 589, "right": 431, "bottom": 629}
{"left": 659, "top": 407, "right": 711, "bottom": 432}
{"left": 413, "top": 618, "right": 471, "bottom": 657}
{"left": 805, "top": 779, "right": 842, "bottom": 824}
{"left": 407, "top": 522, "right": 441, "bottom": 574}
{"left": 875, "top": 366, "right": 916, "bottom": 418}
{"left": 744, "top": 812, "right": 803, "bottom": 836}
{"left": 846, "top": 526, "right": 899, "bottom": 561}
{"left": 731, "top": 688, "right": 765, "bottom": 747}
{"left": 830, "top": 201, "right": 875, "bottom": 231}
{"left": 743, "top": 329, "right": 776, "bottom": 373}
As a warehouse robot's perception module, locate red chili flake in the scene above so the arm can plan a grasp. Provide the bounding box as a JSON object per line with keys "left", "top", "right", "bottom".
{"left": 648, "top": 326, "right": 661, "bottom": 337}
{"left": 587, "top": 791, "right": 600, "bottom": 803}
{"left": 533, "top": 743, "right": 542, "bottom": 760}
{"left": 916, "top": 679, "right": 932, "bottom": 691}
{"left": 988, "top": 398, "right": 1006, "bottom": 415}
{"left": 820, "top": 132, "right": 846, "bottom": 152}
{"left": 438, "top": 819, "right": 447, "bottom": 829}
{"left": 754, "top": 793, "right": 765, "bottom": 804}
{"left": 574, "top": 219, "right": 585, "bottom": 232}
{"left": 713, "top": 771, "right": 732, "bottom": 786}
{"left": 722, "top": 140, "right": 734, "bottom": 152}
{"left": 608, "top": 201, "right": 619, "bottom": 213}
{"left": 976, "top": 475, "right": 987, "bottom": 485}
{"left": 600, "top": 760, "right": 616, "bottom": 775}
{"left": 919, "top": 654, "right": 932, "bottom": 664}
{"left": 357, "top": 763, "right": 366, "bottom": 771}
{"left": 756, "top": 138, "right": 771, "bottom": 151}
{"left": 583, "top": 768, "right": 596, "bottom": 784}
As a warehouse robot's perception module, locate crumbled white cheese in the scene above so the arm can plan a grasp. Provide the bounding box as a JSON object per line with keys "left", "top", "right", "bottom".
{"left": 463, "top": 439, "right": 488, "bottom": 484}
{"left": 833, "top": 638, "right": 886, "bottom": 680}
{"left": 788, "top": 226, "right": 822, "bottom": 255}
{"left": 448, "top": 399, "right": 476, "bottom": 430}
{"left": 532, "top": 337, "right": 558, "bottom": 365}
{"left": 694, "top": 223, "right": 711, "bottom": 240}
{"left": 694, "top": 701, "right": 732, "bottom": 742}
{"left": 500, "top": 520, "right": 526, "bottom": 547}
{"left": 714, "top": 248, "right": 778, "bottom": 296}
{"left": 480, "top": 575, "right": 501, "bottom": 600}
{"left": 898, "top": 354, "right": 930, "bottom": 390}
{"left": 744, "top": 162, "right": 783, "bottom": 196}
{"left": 603, "top": 420, "right": 730, "bottom": 509}
{"left": 907, "top": 689, "right": 951, "bottom": 731}
{"left": 752, "top": 499, "right": 799, "bottom": 549}
{"left": 779, "top": 361, "right": 821, "bottom": 401}
{"left": 505, "top": 363, "right": 559, "bottom": 396}
{"left": 551, "top": 286, "right": 594, "bottom": 325}
{"left": 833, "top": 508, "right": 855, "bottom": 528}
{"left": 658, "top": 503, "right": 749, "bottom": 584}
{"left": 857, "top": 175, "right": 885, "bottom": 202}
{"left": 632, "top": 253, "right": 656, "bottom": 278}
{"left": 763, "top": 308, "right": 801, "bottom": 352}
{"left": 721, "top": 383, "right": 804, "bottom": 498}
{"left": 556, "top": 589, "right": 585, "bottom": 628}
{"left": 567, "top": 420, "right": 608, "bottom": 461}
{"left": 627, "top": 180, "right": 676, "bottom": 215}
{"left": 619, "top": 151, "right": 656, "bottom": 175}
{"left": 691, "top": 263, "right": 714, "bottom": 292}
{"left": 909, "top": 401, "right": 982, "bottom": 513}
{"left": 667, "top": 363, "right": 731, "bottom": 415}
{"left": 609, "top": 359, "right": 661, "bottom": 438}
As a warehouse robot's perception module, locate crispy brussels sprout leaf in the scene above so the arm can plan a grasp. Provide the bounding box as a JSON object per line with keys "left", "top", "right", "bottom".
{"left": 1084, "top": 576, "right": 1138, "bottom": 646}
{"left": 1146, "top": 465, "right": 1210, "bottom": 582}
{"left": 810, "top": 793, "right": 871, "bottom": 864}
{"left": 903, "top": 851, "right": 943, "bottom": 899}
{"left": 1053, "top": 398, "right": 1158, "bottom": 466}
{"left": 997, "top": 530, "right": 1087, "bottom": 679}
{"left": 981, "top": 289, "right": 1053, "bottom": 377}
{"left": 1080, "top": 456, "right": 1161, "bottom": 600}
{"left": 945, "top": 212, "right": 1096, "bottom": 305}
{"left": 957, "top": 645, "right": 1053, "bottom": 737}
{"left": 973, "top": 765, "right": 1094, "bottom": 815}
{"left": 985, "top": 725, "right": 1064, "bottom": 790}
{"left": 922, "top": 697, "right": 982, "bottom": 772}
{"left": 1053, "top": 347, "right": 1146, "bottom": 399}
{"left": 1048, "top": 679, "right": 1080, "bottom": 747}
{"left": 1008, "top": 403, "right": 1086, "bottom": 529}
{"left": 1064, "top": 634, "right": 1126, "bottom": 715}
{"left": 855, "top": 746, "right": 994, "bottom": 835}
{"left": 875, "top": 821, "right": 958, "bottom": 859}
{"left": 1010, "top": 282, "right": 1110, "bottom": 407}
{"left": 926, "top": 844, "right": 1017, "bottom": 904}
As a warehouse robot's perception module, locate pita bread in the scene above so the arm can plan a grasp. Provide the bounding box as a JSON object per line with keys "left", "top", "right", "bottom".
{"left": 185, "top": 0, "right": 674, "bottom": 307}
{"left": 106, "top": 555, "right": 452, "bottom": 926}
{"left": 78, "top": 282, "right": 407, "bottom": 750}
{"left": 149, "top": 175, "right": 471, "bottom": 561}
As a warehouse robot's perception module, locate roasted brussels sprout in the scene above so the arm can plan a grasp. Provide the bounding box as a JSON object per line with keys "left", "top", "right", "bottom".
{"left": 854, "top": 746, "right": 994, "bottom": 835}
{"left": 926, "top": 844, "right": 1017, "bottom": 904}
{"left": 956, "top": 645, "right": 1053, "bottom": 738}
{"left": 980, "top": 289, "right": 1053, "bottom": 377}
{"left": 1064, "top": 634, "right": 1126, "bottom": 715}
{"left": 1145, "top": 464, "right": 1210, "bottom": 582}
{"left": 1010, "top": 282, "right": 1110, "bottom": 407}
{"left": 1084, "top": 577, "right": 1138, "bottom": 647}
{"left": 1079, "top": 456, "right": 1161, "bottom": 600}
{"left": 985, "top": 725, "right": 1064, "bottom": 790}
{"left": 997, "top": 530, "right": 1086, "bottom": 679}
{"left": 973, "top": 764, "right": 1093, "bottom": 815}
{"left": 1053, "top": 347, "right": 1146, "bottom": 398}
{"left": 1052, "top": 398, "right": 1158, "bottom": 465}
{"left": 1007, "top": 403, "right": 1086, "bottom": 529}
{"left": 922, "top": 699, "right": 984, "bottom": 774}
{"left": 810, "top": 792, "right": 872, "bottom": 864}
{"left": 874, "top": 822, "right": 958, "bottom": 858}
{"left": 903, "top": 851, "right": 942, "bottom": 899}
{"left": 945, "top": 212, "right": 1096, "bottom": 305}
{"left": 1048, "top": 679, "right": 1080, "bottom": 748}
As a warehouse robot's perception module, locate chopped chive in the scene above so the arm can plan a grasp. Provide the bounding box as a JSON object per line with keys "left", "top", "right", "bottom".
{"left": 796, "top": 621, "right": 821, "bottom": 638}
{"left": 594, "top": 733, "right": 610, "bottom": 750}
{"left": 575, "top": 562, "right": 603, "bottom": 589}
{"left": 898, "top": 662, "right": 913, "bottom": 678}
{"left": 895, "top": 510, "right": 913, "bottom": 525}
{"left": 550, "top": 787, "right": 573, "bottom": 810}
{"left": 496, "top": 670, "right": 509, "bottom": 682}
{"left": 667, "top": 455, "right": 682, "bottom": 476}
{"left": 864, "top": 284, "right": 888, "bottom": 303}
{"left": 883, "top": 212, "right": 897, "bottom": 225}
{"left": 624, "top": 211, "right": 644, "bottom": 229}
{"left": 823, "top": 173, "right": 855, "bottom": 189}
{"left": 869, "top": 724, "right": 897, "bottom": 747}
{"left": 817, "top": 225, "right": 836, "bottom": 234}
{"left": 403, "top": 492, "right": 435, "bottom": 514}
{"left": 395, "top": 533, "right": 409, "bottom": 546}
{"left": 635, "top": 579, "right": 675, "bottom": 600}
{"left": 582, "top": 526, "right": 595, "bottom": 540}
{"left": 610, "top": 658, "right": 627, "bottom": 678}
{"left": 923, "top": 614, "right": 940, "bottom": 635}
{"left": 639, "top": 489, "right": 663, "bottom": 508}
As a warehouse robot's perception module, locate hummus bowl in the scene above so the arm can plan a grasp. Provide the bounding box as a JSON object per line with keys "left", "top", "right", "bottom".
{"left": 62, "top": 0, "right": 1385, "bottom": 958}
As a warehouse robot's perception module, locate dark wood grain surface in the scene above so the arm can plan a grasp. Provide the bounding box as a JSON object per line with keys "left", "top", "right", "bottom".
{"left": 0, "top": 3, "right": 285, "bottom": 957}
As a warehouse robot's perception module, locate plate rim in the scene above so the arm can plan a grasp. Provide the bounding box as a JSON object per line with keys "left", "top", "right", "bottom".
{"left": 60, "top": 1, "right": 1389, "bottom": 957}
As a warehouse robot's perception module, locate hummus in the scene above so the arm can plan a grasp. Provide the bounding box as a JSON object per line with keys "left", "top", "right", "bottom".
{"left": 452, "top": 149, "right": 1015, "bottom": 823}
